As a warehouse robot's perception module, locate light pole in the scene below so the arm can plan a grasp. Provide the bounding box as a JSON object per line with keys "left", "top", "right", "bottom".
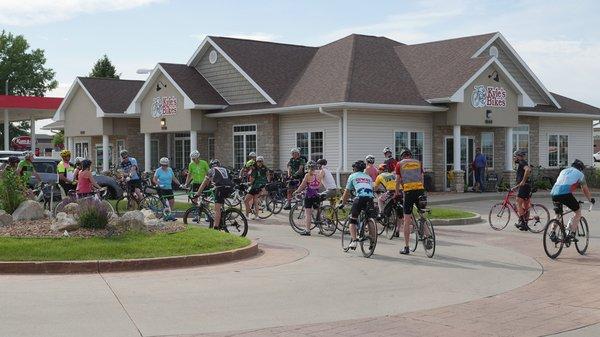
{"left": 3, "top": 73, "right": 12, "bottom": 150}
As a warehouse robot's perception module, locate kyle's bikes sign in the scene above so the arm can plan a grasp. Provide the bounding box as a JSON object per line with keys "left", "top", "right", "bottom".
{"left": 471, "top": 85, "right": 507, "bottom": 108}
{"left": 151, "top": 96, "right": 177, "bottom": 118}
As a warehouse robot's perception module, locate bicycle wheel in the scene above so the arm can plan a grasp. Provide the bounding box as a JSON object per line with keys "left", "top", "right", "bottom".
{"left": 318, "top": 205, "right": 337, "bottom": 237}
{"left": 575, "top": 217, "right": 589, "bottom": 255}
{"left": 543, "top": 219, "right": 565, "bottom": 259}
{"left": 52, "top": 196, "right": 75, "bottom": 217}
{"left": 341, "top": 220, "right": 351, "bottom": 252}
{"left": 289, "top": 203, "right": 315, "bottom": 233}
{"left": 266, "top": 194, "right": 283, "bottom": 215}
{"left": 336, "top": 207, "right": 350, "bottom": 231}
{"left": 489, "top": 203, "right": 511, "bottom": 231}
{"left": 422, "top": 217, "right": 436, "bottom": 258}
{"left": 221, "top": 208, "right": 248, "bottom": 237}
{"left": 225, "top": 190, "right": 242, "bottom": 208}
{"left": 256, "top": 195, "right": 273, "bottom": 219}
{"left": 115, "top": 197, "right": 139, "bottom": 216}
{"left": 360, "top": 218, "right": 378, "bottom": 258}
{"left": 101, "top": 199, "right": 116, "bottom": 217}
{"left": 139, "top": 195, "right": 164, "bottom": 218}
{"left": 527, "top": 204, "right": 550, "bottom": 234}
{"left": 384, "top": 207, "right": 398, "bottom": 240}
{"left": 182, "top": 205, "right": 214, "bottom": 228}
{"left": 409, "top": 217, "right": 418, "bottom": 252}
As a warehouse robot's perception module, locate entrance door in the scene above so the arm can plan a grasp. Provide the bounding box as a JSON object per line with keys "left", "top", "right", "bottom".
{"left": 174, "top": 135, "right": 190, "bottom": 170}
{"left": 445, "top": 137, "right": 475, "bottom": 190}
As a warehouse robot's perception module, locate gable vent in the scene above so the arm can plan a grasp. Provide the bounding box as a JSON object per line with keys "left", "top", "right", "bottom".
{"left": 489, "top": 46, "right": 499, "bottom": 58}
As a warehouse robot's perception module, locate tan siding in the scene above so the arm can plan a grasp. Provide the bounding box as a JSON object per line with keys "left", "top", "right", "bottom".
{"left": 538, "top": 117, "right": 593, "bottom": 167}
{"left": 64, "top": 86, "right": 104, "bottom": 137}
{"left": 196, "top": 47, "right": 267, "bottom": 105}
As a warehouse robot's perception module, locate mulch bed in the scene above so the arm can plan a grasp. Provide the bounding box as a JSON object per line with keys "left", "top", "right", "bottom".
{"left": 0, "top": 218, "right": 186, "bottom": 238}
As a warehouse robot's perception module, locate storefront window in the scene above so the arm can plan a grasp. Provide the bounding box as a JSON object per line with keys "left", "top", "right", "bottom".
{"left": 95, "top": 145, "right": 113, "bottom": 172}
{"left": 208, "top": 137, "right": 215, "bottom": 160}
{"left": 74, "top": 142, "right": 89, "bottom": 159}
{"left": 233, "top": 125, "right": 257, "bottom": 169}
{"left": 174, "top": 136, "right": 189, "bottom": 170}
{"left": 548, "top": 134, "right": 568, "bottom": 167}
{"left": 395, "top": 131, "right": 423, "bottom": 162}
{"left": 481, "top": 132, "right": 494, "bottom": 168}
{"left": 512, "top": 124, "right": 529, "bottom": 155}
{"left": 296, "top": 131, "right": 323, "bottom": 162}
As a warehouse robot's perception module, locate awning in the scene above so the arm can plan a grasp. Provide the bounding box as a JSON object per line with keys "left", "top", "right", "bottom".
{"left": 41, "top": 120, "right": 64, "bottom": 131}
{"left": 0, "top": 95, "right": 63, "bottom": 121}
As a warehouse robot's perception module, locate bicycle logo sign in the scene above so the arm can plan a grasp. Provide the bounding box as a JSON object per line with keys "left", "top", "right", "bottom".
{"left": 471, "top": 85, "right": 507, "bottom": 108}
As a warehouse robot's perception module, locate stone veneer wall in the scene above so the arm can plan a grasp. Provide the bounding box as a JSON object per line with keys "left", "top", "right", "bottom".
{"left": 214, "top": 114, "right": 279, "bottom": 169}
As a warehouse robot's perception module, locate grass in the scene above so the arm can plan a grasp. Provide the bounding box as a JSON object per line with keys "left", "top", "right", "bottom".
{"left": 0, "top": 226, "right": 250, "bottom": 261}
{"left": 427, "top": 207, "right": 475, "bottom": 219}
{"left": 109, "top": 199, "right": 191, "bottom": 212}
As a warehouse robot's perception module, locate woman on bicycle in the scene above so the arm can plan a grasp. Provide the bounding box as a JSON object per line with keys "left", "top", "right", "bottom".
{"left": 244, "top": 156, "right": 269, "bottom": 219}
{"left": 76, "top": 159, "right": 102, "bottom": 197}
{"left": 339, "top": 160, "right": 375, "bottom": 248}
{"left": 152, "top": 157, "right": 183, "bottom": 221}
{"left": 293, "top": 160, "right": 322, "bottom": 236}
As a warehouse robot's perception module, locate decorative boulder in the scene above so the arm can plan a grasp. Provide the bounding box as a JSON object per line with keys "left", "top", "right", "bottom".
{"left": 0, "top": 210, "right": 13, "bottom": 227}
{"left": 62, "top": 203, "right": 80, "bottom": 216}
{"left": 51, "top": 212, "right": 80, "bottom": 232}
{"left": 116, "top": 210, "right": 146, "bottom": 232}
{"left": 12, "top": 200, "right": 45, "bottom": 221}
{"left": 145, "top": 219, "right": 166, "bottom": 229}
{"left": 140, "top": 209, "right": 157, "bottom": 221}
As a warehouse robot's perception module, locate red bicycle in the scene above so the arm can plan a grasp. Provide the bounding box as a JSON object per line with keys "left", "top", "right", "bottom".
{"left": 488, "top": 188, "right": 550, "bottom": 233}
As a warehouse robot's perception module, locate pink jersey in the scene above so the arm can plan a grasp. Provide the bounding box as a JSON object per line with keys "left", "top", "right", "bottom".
{"left": 365, "top": 165, "right": 378, "bottom": 181}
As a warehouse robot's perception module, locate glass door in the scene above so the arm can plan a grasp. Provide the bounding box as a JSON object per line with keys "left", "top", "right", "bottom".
{"left": 445, "top": 137, "right": 475, "bottom": 190}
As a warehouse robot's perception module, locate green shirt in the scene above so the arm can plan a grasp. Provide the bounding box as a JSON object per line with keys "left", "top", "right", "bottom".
{"left": 17, "top": 160, "right": 34, "bottom": 181}
{"left": 251, "top": 166, "right": 268, "bottom": 187}
{"left": 188, "top": 160, "right": 209, "bottom": 184}
{"left": 288, "top": 157, "right": 306, "bottom": 179}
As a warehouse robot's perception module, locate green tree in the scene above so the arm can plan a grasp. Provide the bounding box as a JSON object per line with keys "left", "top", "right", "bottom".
{"left": 52, "top": 130, "right": 64, "bottom": 149}
{"left": 0, "top": 121, "right": 30, "bottom": 149}
{"left": 89, "top": 54, "right": 120, "bottom": 78}
{"left": 0, "top": 30, "right": 58, "bottom": 96}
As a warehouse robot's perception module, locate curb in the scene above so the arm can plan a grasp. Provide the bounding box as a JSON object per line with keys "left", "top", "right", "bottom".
{"left": 430, "top": 214, "right": 483, "bottom": 226}
{"left": 0, "top": 241, "right": 259, "bottom": 274}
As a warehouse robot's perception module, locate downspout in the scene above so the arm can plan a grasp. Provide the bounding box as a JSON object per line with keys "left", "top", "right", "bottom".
{"left": 319, "top": 107, "right": 343, "bottom": 187}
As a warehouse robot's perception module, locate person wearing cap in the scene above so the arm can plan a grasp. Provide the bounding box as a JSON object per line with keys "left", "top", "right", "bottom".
{"left": 244, "top": 155, "right": 269, "bottom": 219}
{"left": 513, "top": 150, "right": 532, "bottom": 231}
{"left": 56, "top": 149, "right": 76, "bottom": 195}
{"left": 152, "top": 157, "right": 183, "bottom": 221}
{"left": 17, "top": 151, "right": 41, "bottom": 185}
{"left": 184, "top": 150, "right": 209, "bottom": 192}
{"left": 120, "top": 150, "right": 143, "bottom": 201}
{"left": 284, "top": 148, "right": 305, "bottom": 210}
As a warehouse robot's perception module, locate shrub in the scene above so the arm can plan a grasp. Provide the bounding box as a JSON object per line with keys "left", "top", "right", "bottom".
{"left": 77, "top": 198, "right": 110, "bottom": 229}
{"left": 533, "top": 179, "right": 552, "bottom": 191}
{"left": 0, "top": 167, "right": 28, "bottom": 214}
{"left": 584, "top": 168, "right": 600, "bottom": 188}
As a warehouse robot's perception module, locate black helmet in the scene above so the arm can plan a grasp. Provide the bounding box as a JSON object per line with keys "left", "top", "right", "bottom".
{"left": 210, "top": 159, "right": 220, "bottom": 167}
{"left": 352, "top": 160, "right": 366, "bottom": 172}
{"left": 513, "top": 150, "right": 526, "bottom": 157}
{"left": 571, "top": 159, "right": 585, "bottom": 171}
{"left": 81, "top": 159, "right": 92, "bottom": 170}
{"left": 399, "top": 148, "right": 412, "bottom": 158}
{"left": 8, "top": 156, "right": 19, "bottom": 165}
{"left": 316, "top": 158, "right": 327, "bottom": 166}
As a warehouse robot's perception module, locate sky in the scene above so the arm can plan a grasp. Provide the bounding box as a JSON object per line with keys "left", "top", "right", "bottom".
{"left": 1, "top": 0, "right": 599, "bottom": 133}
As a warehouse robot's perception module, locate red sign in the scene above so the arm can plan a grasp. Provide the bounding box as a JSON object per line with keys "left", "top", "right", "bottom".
{"left": 11, "top": 136, "right": 31, "bottom": 150}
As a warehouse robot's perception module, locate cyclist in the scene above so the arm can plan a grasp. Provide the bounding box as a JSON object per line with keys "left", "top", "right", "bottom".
{"left": 383, "top": 147, "right": 397, "bottom": 173}
{"left": 317, "top": 158, "right": 338, "bottom": 199}
{"left": 394, "top": 149, "right": 428, "bottom": 255}
{"left": 152, "top": 157, "right": 183, "bottom": 221}
{"left": 339, "top": 160, "right": 374, "bottom": 249}
{"left": 513, "top": 150, "right": 532, "bottom": 231}
{"left": 184, "top": 150, "right": 209, "bottom": 192}
{"left": 550, "top": 159, "right": 595, "bottom": 242}
{"left": 293, "top": 160, "right": 322, "bottom": 236}
{"left": 56, "top": 150, "right": 76, "bottom": 195}
{"left": 244, "top": 156, "right": 269, "bottom": 219}
{"left": 373, "top": 163, "right": 398, "bottom": 220}
{"left": 284, "top": 148, "right": 305, "bottom": 210}
{"left": 7, "top": 156, "right": 19, "bottom": 170}
{"left": 73, "top": 157, "right": 84, "bottom": 181}
{"left": 365, "top": 155, "right": 378, "bottom": 181}
{"left": 120, "top": 150, "right": 143, "bottom": 201}
{"left": 17, "top": 151, "right": 41, "bottom": 185}
{"left": 76, "top": 159, "right": 102, "bottom": 197}
{"left": 240, "top": 152, "right": 257, "bottom": 180}
{"left": 195, "top": 159, "right": 234, "bottom": 231}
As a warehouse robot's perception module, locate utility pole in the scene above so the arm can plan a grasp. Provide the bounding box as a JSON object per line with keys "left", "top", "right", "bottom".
{"left": 3, "top": 74, "right": 12, "bottom": 151}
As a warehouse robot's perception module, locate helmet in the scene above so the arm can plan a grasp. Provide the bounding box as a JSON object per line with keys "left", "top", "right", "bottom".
{"left": 399, "top": 148, "right": 412, "bottom": 158}
{"left": 245, "top": 159, "right": 256, "bottom": 168}
{"left": 189, "top": 150, "right": 200, "bottom": 159}
{"left": 382, "top": 147, "right": 392, "bottom": 154}
{"left": 74, "top": 157, "right": 84, "bottom": 164}
{"left": 23, "top": 151, "right": 34, "bottom": 158}
{"left": 256, "top": 156, "right": 264, "bottom": 162}
{"left": 210, "top": 159, "right": 220, "bottom": 167}
{"left": 119, "top": 149, "right": 128, "bottom": 158}
{"left": 306, "top": 160, "right": 317, "bottom": 170}
{"left": 60, "top": 149, "right": 71, "bottom": 158}
{"left": 317, "top": 158, "right": 327, "bottom": 166}
{"left": 513, "top": 150, "right": 526, "bottom": 157}
{"left": 572, "top": 159, "right": 585, "bottom": 171}
{"left": 352, "top": 160, "right": 367, "bottom": 172}
{"left": 248, "top": 152, "right": 256, "bottom": 158}
{"left": 81, "top": 159, "right": 92, "bottom": 170}
{"left": 8, "top": 156, "right": 19, "bottom": 165}
{"left": 159, "top": 157, "right": 169, "bottom": 165}
{"left": 290, "top": 148, "right": 300, "bottom": 154}
{"left": 365, "top": 155, "right": 375, "bottom": 164}
{"left": 378, "top": 163, "right": 387, "bottom": 171}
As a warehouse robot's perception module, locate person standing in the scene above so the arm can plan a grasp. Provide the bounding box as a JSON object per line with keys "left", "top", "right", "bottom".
{"left": 195, "top": 159, "right": 234, "bottom": 231}
{"left": 293, "top": 160, "right": 321, "bottom": 236}
{"left": 473, "top": 147, "right": 487, "bottom": 193}
{"left": 152, "top": 157, "right": 183, "bottom": 221}
{"left": 513, "top": 150, "right": 532, "bottom": 231}
{"left": 56, "top": 150, "right": 76, "bottom": 195}
{"left": 383, "top": 147, "right": 397, "bottom": 173}
{"left": 120, "top": 150, "right": 143, "bottom": 201}
{"left": 185, "top": 150, "right": 209, "bottom": 192}
{"left": 284, "top": 148, "right": 305, "bottom": 210}
{"left": 76, "top": 159, "right": 102, "bottom": 197}
{"left": 244, "top": 156, "right": 269, "bottom": 219}
{"left": 364, "top": 155, "right": 378, "bottom": 181}
{"left": 316, "top": 158, "right": 338, "bottom": 199}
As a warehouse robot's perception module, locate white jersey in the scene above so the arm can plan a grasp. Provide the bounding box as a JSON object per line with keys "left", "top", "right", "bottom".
{"left": 320, "top": 166, "right": 337, "bottom": 189}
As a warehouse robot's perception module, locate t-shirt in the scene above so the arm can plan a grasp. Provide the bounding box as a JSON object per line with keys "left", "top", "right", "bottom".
{"left": 208, "top": 167, "right": 233, "bottom": 187}
{"left": 17, "top": 160, "right": 34, "bottom": 181}
{"left": 345, "top": 172, "right": 374, "bottom": 198}
{"left": 384, "top": 157, "right": 397, "bottom": 173}
{"left": 154, "top": 167, "right": 174, "bottom": 189}
{"left": 251, "top": 166, "right": 268, "bottom": 187}
{"left": 516, "top": 159, "right": 530, "bottom": 184}
{"left": 57, "top": 161, "right": 75, "bottom": 183}
{"left": 121, "top": 157, "right": 140, "bottom": 180}
{"left": 288, "top": 157, "right": 306, "bottom": 179}
{"left": 188, "top": 160, "right": 209, "bottom": 184}
{"left": 551, "top": 167, "right": 586, "bottom": 196}
{"left": 365, "top": 165, "right": 378, "bottom": 181}
{"left": 320, "top": 166, "right": 337, "bottom": 189}
{"left": 395, "top": 159, "right": 424, "bottom": 192}
{"left": 474, "top": 153, "right": 487, "bottom": 168}
{"left": 374, "top": 172, "right": 397, "bottom": 191}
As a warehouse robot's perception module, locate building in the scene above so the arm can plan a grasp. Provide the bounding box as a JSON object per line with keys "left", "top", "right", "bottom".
{"left": 53, "top": 32, "right": 600, "bottom": 191}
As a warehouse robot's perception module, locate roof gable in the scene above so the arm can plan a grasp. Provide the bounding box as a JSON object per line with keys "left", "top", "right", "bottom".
{"left": 79, "top": 77, "right": 144, "bottom": 114}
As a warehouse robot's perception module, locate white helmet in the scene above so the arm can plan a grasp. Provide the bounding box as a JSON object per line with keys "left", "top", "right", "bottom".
{"left": 290, "top": 148, "right": 300, "bottom": 154}
{"left": 256, "top": 156, "right": 264, "bottom": 162}
{"left": 365, "top": 154, "right": 375, "bottom": 164}
{"left": 190, "top": 150, "right": 200, "bottom": 159}
{"left": 248, "top": 151, "right": 256, "bottom": 157}
{"left": 159, "top": 157, "right": 169, "bottom": 165}
{"left": 382, "top": 147, "right": 392, "bottom": 154}
{"left": 75, "top": 157, "right": 84, "bottom": 164}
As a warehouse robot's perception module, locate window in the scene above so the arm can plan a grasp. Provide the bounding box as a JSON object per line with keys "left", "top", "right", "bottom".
{"left": 548, "top": 134, "right": 568, "bottom": 167}
{"left": 395, "top": 131, "right": 424, "bottom": 162}
{"left": 296, "top": 131, "right": 324, "bottom": 162}
{"left": 208, "top": 137, "right": 215, "bottom": 160}
{"left": 233, "top": 125, "right": 257, "bottom": 169}
{"left": 512, "top": 124, "right": 529, "bottom": 155}
{"left": 481, "top": 132, "right": 494, "bottom": 168}
{"left": 74, "top": 142, "right": 89, "bottom": 159}
{"left": 174, "top": 137, "right": 189, "bottom": 170}
{"left": 95, "top": 144, "right": 113, "bottom": 172}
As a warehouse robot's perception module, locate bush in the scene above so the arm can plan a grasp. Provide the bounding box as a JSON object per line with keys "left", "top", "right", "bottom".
{"left": 77, "top": 198, "right": 110, "bottom": 229}
{"left": 533, "top": 179, "right": 552, "bottom": 191}
{"left": 584, "top": 168, "right": 600, "bottom": 188}
{"left": 0, "top": 167, "right": 28, "bottom": 214}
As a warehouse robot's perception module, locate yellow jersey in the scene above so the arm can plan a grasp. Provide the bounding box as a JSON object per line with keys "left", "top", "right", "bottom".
{"left": 374, "top": 172, "right": 397, "bottom": 191}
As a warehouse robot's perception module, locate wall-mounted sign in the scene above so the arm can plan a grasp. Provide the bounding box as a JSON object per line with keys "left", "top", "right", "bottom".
{"left": 11, "top": 136, "right": 31, "bottom": 150}
{"left": 471, "top": 85, "right": 507, "bottom": 108}
{"left": 151, "top": 96, "right": 177, "bottom": 118}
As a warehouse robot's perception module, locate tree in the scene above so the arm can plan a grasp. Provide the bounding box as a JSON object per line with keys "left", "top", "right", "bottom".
{"left": 52, "top": 130, "right": 64, "bottom": 149}
{"left": 0, "top": 121, "right": 30, "bottom": 149}
{"left": 0, "top": 30, "right": 58, "bottom": 96}
{"left": 89, "top": 54, "right": 120, "bottom": 78}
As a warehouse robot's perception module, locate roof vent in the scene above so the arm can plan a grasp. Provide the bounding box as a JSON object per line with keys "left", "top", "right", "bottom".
{"left": 489, "top": 46, "right": 499, "bottom": 58}
{"left": 209, "top": 50, "right": 218, "bottom": 64}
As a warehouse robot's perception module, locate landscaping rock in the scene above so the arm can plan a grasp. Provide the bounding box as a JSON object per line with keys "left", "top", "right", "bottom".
{"left": 141, "top": 209, "right": 157, "bottom": 221}
{"left": 12, "top": 200, "right": 45, "bottom": 221}
{"left": 63, "top": 203, "right": 80, "bottom": 215}
{"left": 145, "top": 219, "right": 166, "bottom": 229}
{"left": 43, "top": 210, "right": 52, "bottom": 219}
{"left": 51, "top": 212, "right": 80, "bottom": 232}
{"left": 0, "top": 210, "right": 13, "bottom": 227}
{"left": 116, "top": 210, "right": 147, "bottom": 232}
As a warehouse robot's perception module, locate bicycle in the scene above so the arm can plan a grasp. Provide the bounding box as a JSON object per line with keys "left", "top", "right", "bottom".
{"left": 340, "top": 199, "right": 378, "bottom": 258}
{"left": 408, "top": 195, "right": 436, "bottom": 258}
{"left": 288, "top": 193, "right": 337, "bottom": 236}
{"left": 33, "top": 181, "right": 62, "bottom": 212}
{"left": 543, "top": 201, "right": 592, "bottom": 259}
{"left": 488, "top": 188, "right": 550, "bottom": 233}
{"left": 138, "top": 186, "right": 187, "bottom": 221}
{"left": 53, "top": 187, "right": 115, "bottom": 217}
{"left": 375, "top": 191, "right": 401, "bottom": 239}
{"left": 114, "top": 178, "right": 145, "bottom": 215}
{"left": 182, "top": 187, "right": 248, "bottom": 237}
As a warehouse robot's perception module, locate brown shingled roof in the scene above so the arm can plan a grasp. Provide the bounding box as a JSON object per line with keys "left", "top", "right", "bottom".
{"left": 519, "top": 92, "right": 600, "bottom": 115}
{"left": 78, "top": 77, "right": 144, "bottom": 114}
{"left": 159, "top": 63, "right": 227, "bottom": 106}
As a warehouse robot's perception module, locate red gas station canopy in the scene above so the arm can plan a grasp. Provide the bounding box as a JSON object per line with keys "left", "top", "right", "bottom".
{"left": 0, "top": 95, "right": 62, "bottom": 110}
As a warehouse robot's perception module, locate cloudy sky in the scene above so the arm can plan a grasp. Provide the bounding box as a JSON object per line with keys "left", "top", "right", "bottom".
{"left": 1, "top": 0, "right": 599, "bottom": 131}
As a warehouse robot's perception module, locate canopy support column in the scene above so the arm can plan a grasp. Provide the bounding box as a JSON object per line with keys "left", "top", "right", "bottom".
{"left": 30, "top": 117, "right": 36, "bottom": 155}
{"left": 144, "top": 133, "right": 151, "bottom": 172}
{"left": 3, "top": 109, "right": 8, "bottom": 151}
{"left": 102, "top": 135, "right": 109, "bottom": 172}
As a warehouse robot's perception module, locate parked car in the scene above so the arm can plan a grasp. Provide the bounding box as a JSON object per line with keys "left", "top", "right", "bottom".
{"left": 594, "top": 151, "right": 600, "bottom": 162}
{"left": 0, "top": 157, "right": 123, "bottom": 199}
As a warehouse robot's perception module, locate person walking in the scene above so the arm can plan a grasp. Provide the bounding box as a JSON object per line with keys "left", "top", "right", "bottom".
{"left": 473, "top": 147, "right": 487, "bottom": 193}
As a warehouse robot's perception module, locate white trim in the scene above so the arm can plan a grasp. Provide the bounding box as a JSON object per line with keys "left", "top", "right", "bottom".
{"left": 512, "top": 124, "right": 531, "bottom": 161}
{"left": 393, "top": 130, "right": 426, "bottom": 164}
{"left": 519, "top": 111, "right": 600, "bottom": 119}
{"left": 54, "top": 78, "right": 105, "bottom": 120}
{"left": 547, "top": 133, "right": 569, "bottom": 168}
{"left": 472, "top": 32, "right": 561, "bottom": 109}
{"left": 102, "top": 113, "right": 140, "bottom": 118}
{"left": 187, "top": 37, "right": 276, "bottom": 105}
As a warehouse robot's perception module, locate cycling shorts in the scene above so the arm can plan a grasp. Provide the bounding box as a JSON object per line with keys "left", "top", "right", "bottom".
{"left": 349, "top": 196, "right": 375, "bottom": 224}
{"left": 517, "top": 183, "right": 532, "bottom": 199}
{"left": 214, "top": 186, "right": 233, "bottom": 204}
{"left": 248, "top": 184, "right": 265, "bottom": 195}
{"left": 552, "top": 193, "right": 579, "bottom": 214}
{"left": 403, "top": 189, "right": 425, "bottom": 215}
{"left": 157, "top": 188, "right": 174, "bottom": 201}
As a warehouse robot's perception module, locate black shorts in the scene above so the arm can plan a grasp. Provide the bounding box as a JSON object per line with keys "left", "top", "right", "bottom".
{"left": 350, "top": 196, "right": 375, "bottom": 224}
{"left": 248, "top": 184, "right": 265, "bottom": 195}
{"left": 517, "top": 184, "right": 532, "bottom": 199}
{"left": 127, "top": 179, "right": 142, "bottom": 192}
{"left": 214, "top": 186, "right": 233, "bottom": 204}
{"left": 403, "top": 189, "right": 425, "bottom": 215}
{"left": 552, "top": 193, "right": 580, "bottom": 214}
{"left": 393, "top": 194, "right": 405, "bottom": 217}
{"left": 304, "top": 195, "right": 321, "bottom": 209}
{"left": 191, "top": 183, "right": 202, "bottom": 193}
{"left": 157, "top": 188, "right": 174, "bottom": 200}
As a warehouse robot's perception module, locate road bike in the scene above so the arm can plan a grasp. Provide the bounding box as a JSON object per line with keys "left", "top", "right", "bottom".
{"left": 489, "top": 188, "right": 550, "bottom": 233}
{"left": 409, "top": 195, "right": 436, "bottom": 258}
{"left": 53, "top": 187, "right": 115, "bottom": 217}
{"left": 288, "top": 193, "right": 337, "bottom": 236}
{"left": 182, "top": 187, "right": 248, "bottom": 237}
{"left": 340, "top": 199, "right": 378, "bottom": 258}
{"left": 375, "top": 191, "right": 402, "bottom": 239}
{"left": 543, "top": 201, "right": 592, "bottom": 259}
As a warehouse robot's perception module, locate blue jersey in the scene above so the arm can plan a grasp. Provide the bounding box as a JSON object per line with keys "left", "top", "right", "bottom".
{"left": 346, "top": 172, "right": 374, "bottom": 198}
{"left": 551, "top": 167, "right": 586, "bottom": 196}
{"left": 121, "top": 157, "right": 140, "bottom": 180}
{"left": 154, "top": 167, "right": 174, "bottom": 189}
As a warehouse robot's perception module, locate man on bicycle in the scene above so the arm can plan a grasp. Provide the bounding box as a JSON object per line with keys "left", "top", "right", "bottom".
{"left": 339, "top": 160, "right": 374, "bottom": 249}
{"left": 394, "top": 148, "right": 427, "bottom": 255}
{"left": 284, "top": 148, "right": 305, "bottom": 210}
{"left": 120, "top": 150, "right": 143, "bottom": 201}
{"left": 373, "top": 163, "right": 398, "bottom": 221}
{"left": 17, "top": 151, "right": 41, "bottom": 186}
{"left": 56, "top": 150, "right": 77, "bottom": 195}
{"left": 195, "top": 159, "right": 234, "bottom": 231}
{"left": 550, "top": 159, "right": 595, "bottom": 242}
{"left": 184, "top": 150, "right": 209, "bottom": 192}
{"left": 513, "top": 150, "right": 532, "bottom": 231}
